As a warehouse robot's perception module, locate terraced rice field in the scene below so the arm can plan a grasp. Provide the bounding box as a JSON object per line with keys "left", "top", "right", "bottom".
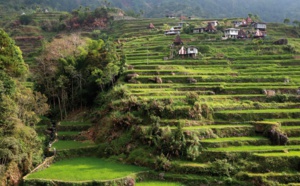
{"left": 51, "top": 121, "right": 94, "bottom": 150}
{"left": 111, "top": 18, "right": 300, "bottom": 184}
{"left": 136, "top": 181, "right": 185, "bottom": 186}
{"left": 25, "top": 17, "right": 300, "bottom": 185}
{"left": 25, "top": 157, "right": 148, "bottom": 181}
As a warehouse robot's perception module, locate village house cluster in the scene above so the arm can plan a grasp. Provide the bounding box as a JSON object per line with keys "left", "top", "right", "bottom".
{"left": 161, "top": 15, "right": 267, "bottom": 39}
{"left": 225, "top": 16, "right": 267, "bottom": 39}
{"left": 147, "top": 15, "right": 268, "bottom": 59}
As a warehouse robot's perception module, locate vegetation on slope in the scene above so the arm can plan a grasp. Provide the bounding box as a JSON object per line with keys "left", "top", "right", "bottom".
{"left": 2, "top": 2, "right": 300, "bottom": 185}
{"left": 0, "top": 29, "right": 49, "bottom": 185}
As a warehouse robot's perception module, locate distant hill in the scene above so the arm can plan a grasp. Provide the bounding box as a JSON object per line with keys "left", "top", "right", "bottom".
{"left": 0, "top": 0, "right": 300, "bottom": 23}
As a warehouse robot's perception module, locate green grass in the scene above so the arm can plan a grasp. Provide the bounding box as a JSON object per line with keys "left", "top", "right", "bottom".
{"left": 57, "top": 131, "right": 79, "bottom": 135}
{"left": 289, "top": 137, "right": 300, "bottom": 141}
{"left": 207, "top": 145, "right": 300, "bottom": 152}
{"left": 217, "top": 109, "right": 300, "bottom": 114}
{"left": 254, "top": 151, "right": 300, "bottom": 157}
{"left": 52, "top": 140, "right": 96, "bottom": 150}
{"left": 173, "top": 161, "right": 210, "bottom": 168}
{"left": 136, "top": 181, "right": 185, "bottom": 186}
{"left": 201, "top": 136, "right": 267, "bottom": 143}
{"left": 247, "top": 172, "right": 300, "bottom": 177}
{"left": 59, "top": 121, "right": 92, "bottom": 126}
{"left": 179, "top": 124, "right": 253, "bottom": 130}
{"left": 26, "top": 157, "right": 148, "bottom": 181}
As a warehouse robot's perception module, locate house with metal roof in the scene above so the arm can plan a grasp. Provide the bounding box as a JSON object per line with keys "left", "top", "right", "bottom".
{"left": 253, "top": 22, "right": 267, "bottom": 31}
{"left": 224, "top": 28, "right": 240, "bottom": 38}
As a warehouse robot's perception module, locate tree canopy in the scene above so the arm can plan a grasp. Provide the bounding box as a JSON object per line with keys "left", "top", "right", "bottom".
{"left": 0, "top": 29, "right": 48, "bottom": 185}
{"left": 34, "top": 34, "right": 122, "bottom": 119}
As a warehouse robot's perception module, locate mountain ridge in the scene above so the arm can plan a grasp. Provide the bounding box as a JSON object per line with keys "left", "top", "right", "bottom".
{"left": 0, "top": 0, "right": 299, "bottom": 22}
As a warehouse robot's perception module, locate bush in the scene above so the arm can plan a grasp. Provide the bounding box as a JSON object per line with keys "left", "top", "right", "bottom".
{"left": 197, "top": 45, "right": 210, "bottom": 54}
{"left": 20, "top": 15, "right": 33, "bottom": 25}
{"left": 209, "top": 159, "right": 235, "bottom": 177}
{"left": 185, "top": 92, "right": 199, "bottom": 105}
{"left": 155, "top": 154, "right": 171, "bottom": 171}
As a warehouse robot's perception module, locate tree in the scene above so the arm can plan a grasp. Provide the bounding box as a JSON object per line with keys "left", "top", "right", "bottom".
{"left": 183, "top": 24, "right": 195, "bottom": 34}
{"left": 162, "top": 24, "right": 170, "bottom": 31}
{"left": 292, "top": 20, "right": 300, "bottom": 28}
{"left": 284, "top": 18, "right": 290, "bottom": 24}
{"left": 19, "top": 15, "right": 33, "bottom": 25}
{"left": 35, "top": 35, "right": 123, "bottom": 119}
{"left": 0, "top": 29, "right": 47, "bottom": 184}
{"left": 0, "top": 29, "right": 28, "bottom": 78}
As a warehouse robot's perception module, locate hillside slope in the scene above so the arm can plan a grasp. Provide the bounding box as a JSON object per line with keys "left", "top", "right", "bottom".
{"left": 16, "top": 12, "right": 300, "bottom": 185}
{"left": 91, "top": 18, "right": 300, "bottom": 185}
{"left": 0, "top": 0, "right": 300, "bottom": 22}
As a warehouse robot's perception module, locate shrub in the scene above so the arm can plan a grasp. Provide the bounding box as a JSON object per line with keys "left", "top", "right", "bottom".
{"left": 19, "top": 15, "right": 33, "bottom": 25}
{"left": 155, "top": 154, "right": 171, "bottom": 171}
{"left": 210, "top": 159, "right": 235, "bottom": 177}
{"left": 255, "top": 122, "right": 289, "bottom": 145}
{"left": 185, "top": 92, "right": 199, "bottom": 105}
{"left": 188, "top": 103, "right": 202, "bottom": 120}
{"left": 197, "top": 45, "right": 210, "bottom": 53}
{"left": 111, "top": 112, "right": 142, "bottom": 130}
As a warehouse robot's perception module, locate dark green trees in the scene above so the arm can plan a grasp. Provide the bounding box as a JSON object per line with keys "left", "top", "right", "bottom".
{"left": 34, "top": 34, "right": 122, "bottom": 119}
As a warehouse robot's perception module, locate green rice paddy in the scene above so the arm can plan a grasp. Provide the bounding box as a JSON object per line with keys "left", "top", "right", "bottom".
{"left": 59, "top": 121, "right": 92, "bottom": 126}
{"left": 136, "top": 181, "right": 185, "bottom": 186}
{"left": 207, "top": 145, "right": 300, "bottom": 152}
{"left": 52, "top": 140, "right": 96, "bottom": 150}
{"left": 26, "top": 157, "right": 148, "bottom": 181}
{"left": 201, "top": 136, "right": 267, "bottom": 143}
{"left": 254, "top": 151, "right": 300, "bottom": 157}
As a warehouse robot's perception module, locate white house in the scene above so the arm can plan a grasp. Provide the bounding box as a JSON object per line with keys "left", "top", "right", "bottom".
{"left": 187, "top": 47, "right": 198, "bottom": 57}
{"left": 178, "top": 46, "right": 198, "bottom": 58}
{"left": 193, "top": 27, "right": 205, "bottom": 33}
{"left": 232, "top": 21, "right": 243, "bottom": 27}
{"left": 166, "top": 14, "right": 176, "bottom": 18}
{"left": 173, "top": 26, "right": 182, "bottom": 30}
{"left": 253, "top": 22, "right": 267, "bottom": 31}
{"left": 164, "top": 27, "right": 180, "bottom": 35}
{"left": 224, "top": 28, "right": 240, "bottom": 38}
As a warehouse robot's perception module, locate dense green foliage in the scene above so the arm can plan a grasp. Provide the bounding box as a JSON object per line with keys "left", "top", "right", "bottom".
{"left": 34, "top": 34, "right": 123, "bottom": 119}
{"left": 0, "top": 29, "right": 49, "bottom": 185}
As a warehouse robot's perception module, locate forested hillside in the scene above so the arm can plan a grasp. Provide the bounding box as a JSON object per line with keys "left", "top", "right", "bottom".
{"left": 0, "top": 0, "right": 300, "bottom": 22}
{"left": 0, "top": 29, "right": 49, "bottom": 185}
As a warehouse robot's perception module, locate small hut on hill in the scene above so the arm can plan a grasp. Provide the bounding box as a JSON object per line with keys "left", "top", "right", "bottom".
{"left": 174, "top": 35, "right": 183, "bottom": 45}
{"left": 205, "top": 23, "right": 217, "bottom": 32}
{"left": 187, "top": 46, "right": 198, "bottom": 58}
{"left": 148, "top": 23, "right": 155, "bottom": 29}
{"left": 178, "top": 46, "right": 186, "bottom": 58}
{"left": 246, "top": 17, "right": 253, "bottom": 25}
{"left": 178, "top": 46, "right": 198, "bottom": 58}
{"left": 237, "top": 29, "right": 247, "bottom": 39}
{"left": 239, "top": 19, "right": 248, "bottom": 27}
{"left": 254, "top": 29, "right": 264, "bottom": 38}
{"left": 180, "top": 15, "right": 187, "bottom": 21}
